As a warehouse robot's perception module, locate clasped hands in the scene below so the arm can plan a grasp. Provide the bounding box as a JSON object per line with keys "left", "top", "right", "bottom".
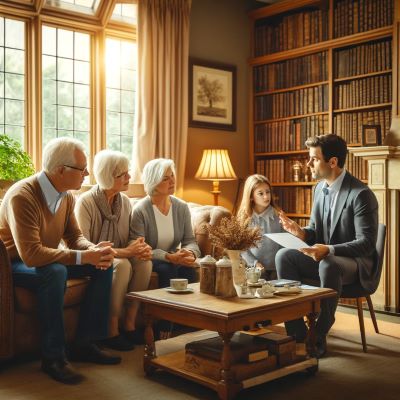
{"left": 84, "top": 241, "right": 116, "bottom": 270}
{"left": 126, "top": 237, "right": 152, "bottom": 260}
{"left": 166, "top": 248, "right": 196, "bottom": 266}
{"left": 279, "top": 211, "right": 329, "bottom": 262}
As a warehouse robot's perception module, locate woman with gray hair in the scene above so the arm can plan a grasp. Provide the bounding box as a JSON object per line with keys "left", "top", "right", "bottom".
{"left": 131, "top": 159, "right": 200, "bottom": 337}
{"left": 75, "top": 150, "right": 152, "bottom": 351}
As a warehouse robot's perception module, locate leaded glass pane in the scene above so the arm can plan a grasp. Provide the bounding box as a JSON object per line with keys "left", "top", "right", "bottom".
{"left": 5, "top": 73, "right": 24, "bottom": 100}
{"left": 74, "top": 83, "right": 89, "bottom": 108}
{"left": 5, "top": 99, "right": 24, "bottom": 125}
{"left": 58, "top": 105, "right": 73, "bottom": 130}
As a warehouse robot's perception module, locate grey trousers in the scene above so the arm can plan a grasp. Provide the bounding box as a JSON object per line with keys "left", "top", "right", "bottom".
{"left": 275, "top": 248, "right": 358, "bottom": 341}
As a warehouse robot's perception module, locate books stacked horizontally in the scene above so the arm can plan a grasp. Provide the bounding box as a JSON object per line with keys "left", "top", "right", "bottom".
{"left": 183, "top": 331, "right": 298, "bottom": 381}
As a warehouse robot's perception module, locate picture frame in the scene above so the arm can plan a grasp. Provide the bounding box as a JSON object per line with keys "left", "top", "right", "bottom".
{"left": 189, "top": 58, "right": 236, "bottom": 131}
{"left": 361, "top": 125, "right": 382, "bottom": 146}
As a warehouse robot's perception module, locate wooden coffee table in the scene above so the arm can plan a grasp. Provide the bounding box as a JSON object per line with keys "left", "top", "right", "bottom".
{"left": 127, "top": 283, "right": 336, "bottom": 400}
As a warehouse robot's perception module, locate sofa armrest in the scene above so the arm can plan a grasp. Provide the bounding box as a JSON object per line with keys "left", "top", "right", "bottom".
{"left": 0, "top": 239, "right": 14, "bottom": 360}
{"left": 189, "top": 204, "right": 231, "bottom": 258}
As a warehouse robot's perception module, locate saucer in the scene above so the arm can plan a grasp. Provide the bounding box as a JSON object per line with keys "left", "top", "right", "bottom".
{"left": 255, "top": 291, "right": 275, "bottom": 299}
{"left": 247, "top": 278, "right": 266, "bottom": 287}
{"left": 165, "top": 287, "right": 194, "bottom": 294}
{"left": 274, "top": 287, "right": 302, "bottom": 296}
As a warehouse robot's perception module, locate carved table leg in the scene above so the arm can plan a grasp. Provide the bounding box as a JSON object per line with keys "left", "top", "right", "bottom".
{"left": 305, "top": 311, "right": 318, "bottom": 358}
{"left": 216, "top": 332, "right": 241, "bottom": 400}
{"left": 143, "top": 313, "right": 156, "bottom": 376}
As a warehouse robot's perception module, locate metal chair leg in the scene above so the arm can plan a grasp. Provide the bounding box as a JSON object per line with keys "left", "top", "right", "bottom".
{"left": 366, "top": 295, "right": 379, "bottom": 334}
{"left": 356, "top": 297, "right": 367, "bottom": 352}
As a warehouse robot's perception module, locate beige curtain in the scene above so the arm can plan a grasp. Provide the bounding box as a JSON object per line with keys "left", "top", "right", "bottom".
{"left": 132, "top": 0, "right": 191, "bottom": 196}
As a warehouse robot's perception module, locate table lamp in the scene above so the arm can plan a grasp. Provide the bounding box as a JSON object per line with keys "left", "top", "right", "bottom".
{"left": 195, "top": 149, "right": 237, "bottom": 205}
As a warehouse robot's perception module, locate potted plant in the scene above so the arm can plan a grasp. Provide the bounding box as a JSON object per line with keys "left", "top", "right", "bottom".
{"left": 0, "top": 134, "right": 35, "bottom": 197}
{"left": 207, "top": 216, "right": 262, "bottom": 297}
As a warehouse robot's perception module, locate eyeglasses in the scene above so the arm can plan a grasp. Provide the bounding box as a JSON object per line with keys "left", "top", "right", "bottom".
{"left": 115, "top": 171, "right": 130, "bottom": 179}
{"left": 64, "top": 164, "right": 88, "bottom": 175}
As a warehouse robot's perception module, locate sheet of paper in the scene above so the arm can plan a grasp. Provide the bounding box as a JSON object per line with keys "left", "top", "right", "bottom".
{"left": 264, "top": 232, "right": 310, "bottom": 250}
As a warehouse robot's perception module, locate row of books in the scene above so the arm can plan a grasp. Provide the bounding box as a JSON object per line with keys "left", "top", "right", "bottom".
{"left": 254, "top": 9, "right": 328, "bottom": 56}
{"left": 334, "top": 0, "right": 394, "bottom": 38}
{"left": 254, "top": 115, "right": 329, "bottom": 153}
{"left": 255, "top": 85, "right": 329, "bottom": 121}
{"left": 254, "top": 52, "right": 328, "bottom": 92}
{"left": 334, "top": 39, "right": 392, "bottom": 78}
{"left": 256, "top": 154, "right": 367, "bottom": 180}
{"left": 346, "top": 152, "right": 368, "bottom": 182}
{"left": 255, "top": 157, "right": 309, "bottom": 183}
{"left": 272, "top": 186, "right": 313, "bottom": 215}
{"left": 334, "top": 75, "right": 392, "bottom": 109}
{"left": 333, "top": 109, "right": 391, "bottom": 144}
{"left": 292, "top": 217, "right": 310, "bottom": 227}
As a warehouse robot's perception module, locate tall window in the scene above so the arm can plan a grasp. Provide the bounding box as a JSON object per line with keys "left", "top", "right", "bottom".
{"left": 0, "top": 17, "right": 25, "bottom": 146}
{"left": 42, "top": 26, "right": 91, "bottom": 153}
{"left": 105, "top": 38, "right": 136, "bottom": 160}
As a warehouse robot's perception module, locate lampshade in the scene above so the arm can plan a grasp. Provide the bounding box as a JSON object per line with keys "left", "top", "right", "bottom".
{"left": 195, "top": 149, "right": 237, "bottom": 181}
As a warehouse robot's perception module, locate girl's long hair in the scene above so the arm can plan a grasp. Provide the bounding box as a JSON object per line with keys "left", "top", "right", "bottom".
{"left": 237, "top": 174, "right": 279, "bottom": 221}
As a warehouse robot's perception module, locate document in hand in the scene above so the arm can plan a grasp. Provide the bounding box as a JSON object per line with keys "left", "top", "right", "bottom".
{"left": 264, "top": 232, "right": 310, "bottom": 250}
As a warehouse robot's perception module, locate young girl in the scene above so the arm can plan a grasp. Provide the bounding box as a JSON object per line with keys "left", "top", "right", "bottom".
{"left": 237, "top": 174, "right": 285, "bottom": 280}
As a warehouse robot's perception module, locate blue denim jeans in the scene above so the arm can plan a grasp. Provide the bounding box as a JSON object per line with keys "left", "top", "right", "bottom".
{"left": 12, "top": 260, "right": 113, "bottom": 360}
{"left": 152, "top": 260, "right": 197, "bottom": 288}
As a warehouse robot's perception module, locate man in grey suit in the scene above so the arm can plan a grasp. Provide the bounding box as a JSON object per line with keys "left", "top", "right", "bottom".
{"left": 276, "top": 134, "right": 378, "bottom": 357}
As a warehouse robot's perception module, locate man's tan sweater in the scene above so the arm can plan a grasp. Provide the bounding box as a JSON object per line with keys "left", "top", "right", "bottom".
{"left": 0, "top": 174, "right": 93, "bottom": 267}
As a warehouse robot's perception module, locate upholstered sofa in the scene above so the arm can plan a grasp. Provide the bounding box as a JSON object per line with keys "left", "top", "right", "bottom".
{"left": 0, "top": 202, "right": 230, "bottom": 361}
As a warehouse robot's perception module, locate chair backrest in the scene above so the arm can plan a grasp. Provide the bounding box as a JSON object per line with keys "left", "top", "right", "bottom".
{"left": 375, "top": 223, "right": 386, "bottom": 277}
{"left": 341, "top": 223, "right": 386, "bottom": 298}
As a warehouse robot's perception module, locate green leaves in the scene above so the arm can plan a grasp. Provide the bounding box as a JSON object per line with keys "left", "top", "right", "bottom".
{"left": 0, "top": 134, "right": 35, "bottom": 181}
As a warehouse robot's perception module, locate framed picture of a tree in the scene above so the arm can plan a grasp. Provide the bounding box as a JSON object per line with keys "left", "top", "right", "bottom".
{"left": 189, "top": 58, "right": 236, "bottom": 131}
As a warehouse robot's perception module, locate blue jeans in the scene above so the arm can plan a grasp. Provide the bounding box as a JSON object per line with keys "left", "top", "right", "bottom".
{"left": 152, "top": 260, "right": 197, "bottom": 288}
{"left": 12, "top": 260, "right": 113, "bottom": 360}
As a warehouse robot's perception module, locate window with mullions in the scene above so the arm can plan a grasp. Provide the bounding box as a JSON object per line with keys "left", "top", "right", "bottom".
{"left": 42, "top": 25, "right": 91, "bottom": 153}
{"left": 105, "top": 38, "right": 136, "bottom": 160}
{"left": 0, "top": 17, "right": 25, "bottom": 146}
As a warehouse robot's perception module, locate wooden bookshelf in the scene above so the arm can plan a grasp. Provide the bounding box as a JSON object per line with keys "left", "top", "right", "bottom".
{"left": 249, "top": 0, "right": 395, "bottom": 217}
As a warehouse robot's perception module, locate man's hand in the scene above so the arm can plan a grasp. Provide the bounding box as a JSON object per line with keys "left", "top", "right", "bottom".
{"left": 126, "top": 237, "right": 152, "bottom": 260}
{"left": 166, "top": 248, "right": 196, "bottom": 266}
{"left": 299, "top": 244, "right": 329, "bottom": 262}
{"left": 279, "top": 211, "right": 306, "bottom": 240}
{"left": 255, "top": 261, "right": 265, "bottom": 271}
{"left": 82, "top": 246, "right": 115, "bottom": 269}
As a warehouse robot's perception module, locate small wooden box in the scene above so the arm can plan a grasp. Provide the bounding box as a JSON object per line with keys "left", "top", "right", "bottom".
{"left": 257, "top": 332, "right": 296, "bottom": 366}
{"left": 184, "top": 352, "right": 277, "bottom": 381}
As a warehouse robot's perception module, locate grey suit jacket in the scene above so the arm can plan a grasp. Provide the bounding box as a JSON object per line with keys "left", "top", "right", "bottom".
{"left": 304, "top": 171, "right": 379, "bottom": 293}
{"left": 130, "top": 195, "right": 200, "bottom": 261}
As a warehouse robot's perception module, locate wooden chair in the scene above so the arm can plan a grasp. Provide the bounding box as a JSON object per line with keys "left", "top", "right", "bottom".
{"left": 340, "top": 223, "right": 386, "bottom": 352}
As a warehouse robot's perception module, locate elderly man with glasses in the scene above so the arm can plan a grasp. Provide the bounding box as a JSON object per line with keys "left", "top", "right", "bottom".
{"left": 0, "top": 137, "right": 120, "bottom": 384}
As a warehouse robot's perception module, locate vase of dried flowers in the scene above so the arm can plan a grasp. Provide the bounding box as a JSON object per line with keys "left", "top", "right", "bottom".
{"left": 207, "top": 216, "right": 262, "bottom": 297}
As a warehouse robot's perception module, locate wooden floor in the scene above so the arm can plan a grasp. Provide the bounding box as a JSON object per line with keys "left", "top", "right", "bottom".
{"left": 1, "top": 307, "right": 399, "bottom": 400}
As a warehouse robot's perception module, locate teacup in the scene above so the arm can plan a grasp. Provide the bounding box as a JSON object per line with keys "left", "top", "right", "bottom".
{"left": 170, "top": 278, "right": 188, "bottom": 291}
{"left": 246, "top": 269, "right": 261, "bottom": 284}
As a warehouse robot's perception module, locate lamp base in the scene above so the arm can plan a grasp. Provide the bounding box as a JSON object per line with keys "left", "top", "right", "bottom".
{"left": 211, "top": 181, "right": 220, "bottom": 205}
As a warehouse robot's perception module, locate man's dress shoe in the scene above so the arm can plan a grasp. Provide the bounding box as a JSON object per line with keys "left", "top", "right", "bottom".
{"left": 41, "top": 358, "right": 84, "bottom": 384}
{"left": 315, "top": 335, "right": 327, "bottom": 358}
{"left": 69, "top": 343, "right": 121, "bottom": 365}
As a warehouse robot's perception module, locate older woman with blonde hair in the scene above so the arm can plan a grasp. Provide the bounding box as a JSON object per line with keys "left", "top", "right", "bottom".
{"left": 75, "top": 150, "right": 152, "bottom": 351}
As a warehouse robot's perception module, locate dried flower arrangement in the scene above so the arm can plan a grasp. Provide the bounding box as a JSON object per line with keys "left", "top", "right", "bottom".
{"left": 207, "top": 215, "right": 262, "bottom": 251}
